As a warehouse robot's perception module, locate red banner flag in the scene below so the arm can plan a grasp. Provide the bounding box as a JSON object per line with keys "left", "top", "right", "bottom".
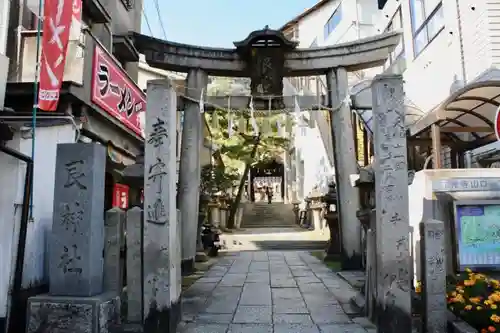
{"left": 37, "top": 0, "right": 76, "bottom": 111}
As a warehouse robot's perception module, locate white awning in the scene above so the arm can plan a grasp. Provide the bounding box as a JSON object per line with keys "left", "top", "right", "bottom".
{"left": 350, "top": 79, "right": 425, "bottom": 134}
{"left": 408, "top": 79, "right": 499, "bottom": 147}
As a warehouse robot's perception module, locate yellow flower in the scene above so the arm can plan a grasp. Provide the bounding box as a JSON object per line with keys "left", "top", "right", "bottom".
{"left": 464, "top": 279, "right": 476, "bottom": 286}
{"left": 466, "top": 268, "right": 472, "bottom": 273}
{"left": 492, "top": 304, "right": 498, "bottom": 310}
{"left": 477, "top": 306, "right": 483, "bottom": 310}
{"left": 470, "top": 297, "right": 482, "bottom": 304}
{"left": 491, "top": 314, "right": 500, "bottom": 323}
{"left": 465, "top": 305, "right": 472, "bottom": 310}
{"left": 485, "top": 300, "right": 492, "bottom": 306}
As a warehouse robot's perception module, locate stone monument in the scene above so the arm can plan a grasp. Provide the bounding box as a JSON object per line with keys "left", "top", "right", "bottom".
{"left": 26, "top": 143, "right": 120, "bottom": 333}
{"left": 371, "top": 75, "right": 412, "bottom": 332}
{"left": 420, "top": 219, "right": 447, "bottom": 333}
{"left": 142, "top": 79, "right": 181, "bottom": 332}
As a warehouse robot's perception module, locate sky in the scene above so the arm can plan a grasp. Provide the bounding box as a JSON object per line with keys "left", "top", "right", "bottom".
{"left": 142, "top": 0, "right": 320, "bottom": 48}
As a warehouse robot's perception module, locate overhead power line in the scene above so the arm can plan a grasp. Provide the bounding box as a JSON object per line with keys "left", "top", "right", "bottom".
{"left": 152, "top": 0, "right": 168, "bottom": 39}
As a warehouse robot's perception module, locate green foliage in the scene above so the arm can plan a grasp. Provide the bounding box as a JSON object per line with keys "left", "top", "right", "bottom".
{"left": 206, "top": 109, "right": 290, "bottom": 169}
{"left": 200, "top": 164, "right": 239, "bottom": 196}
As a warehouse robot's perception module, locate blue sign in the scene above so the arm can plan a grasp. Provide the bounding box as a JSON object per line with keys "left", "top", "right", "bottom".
{"left": 455, "top": 204, "right": 500, "bottom": 269}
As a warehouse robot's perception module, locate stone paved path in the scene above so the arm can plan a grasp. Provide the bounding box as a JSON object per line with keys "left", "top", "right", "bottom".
{"left": 178, "top": 251, "right": 376, "bottom": 333}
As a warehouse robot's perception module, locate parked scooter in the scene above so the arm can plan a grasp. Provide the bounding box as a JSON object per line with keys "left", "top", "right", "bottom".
{"left": 201, "top": 223, "right": 221, "bottom": 257}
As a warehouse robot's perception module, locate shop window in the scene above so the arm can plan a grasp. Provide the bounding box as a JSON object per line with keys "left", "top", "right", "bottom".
{"left": 385, "top": 7, "right": 406, "bottom": 73}
{"left": 323, "top": 3, "right": 342, "bottom": 40}
{"left": 410, "top": 0, "right": 444, "bottom": 56}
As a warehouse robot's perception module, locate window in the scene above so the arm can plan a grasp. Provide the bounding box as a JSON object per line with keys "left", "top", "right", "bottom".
{"left": 323, "top": 4, "right": 342, "bottom": 40}
{"left": 385, "top": 8, "right": 406, "bottom": 71}
{"left": 410, "top": 0, "right": 444, "bottom": 56}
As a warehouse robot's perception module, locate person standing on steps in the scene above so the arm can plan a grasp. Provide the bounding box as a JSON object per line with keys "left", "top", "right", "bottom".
{"left": 265, "top": 186, "right": 273, "bottom": 204}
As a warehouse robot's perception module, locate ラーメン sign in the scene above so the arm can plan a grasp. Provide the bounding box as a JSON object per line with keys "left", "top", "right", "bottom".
{"left": 91, "top": 44, "right": 146, "bottom": 137}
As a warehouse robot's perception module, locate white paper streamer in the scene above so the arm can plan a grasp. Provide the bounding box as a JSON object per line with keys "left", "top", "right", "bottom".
{"left": 249, "top": 96, "right": 259, "bottom": 135}
{"left": 199, "top": 88, "right": 205, "bottom": 114}
{"left": 227, "top": 97, "right": 233, "bottom": 137}
{"left": 277, "top": 115, "right": 284, "bottom": 137}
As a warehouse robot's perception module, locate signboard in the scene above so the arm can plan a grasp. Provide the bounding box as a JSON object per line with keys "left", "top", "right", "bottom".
{"left": 112, "top": 183, "right": 129, "bottom": 209}
{"left": 455, "top": 203, "right": 500, "bottom": 270}
{"left": 91, "top": 44, "right": 146, "bottom": 137}
{"left": 38, "top": 0, "right": 75, "bottom": 111}
{"left": 495, "top": 105, "right": 500, "bottom": 141}
{"left": 433, "top": 178, "right": 500, "bottom": 193}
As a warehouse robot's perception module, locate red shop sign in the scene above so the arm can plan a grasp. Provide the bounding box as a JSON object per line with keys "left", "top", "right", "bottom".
{"left": 112, "top": 183, "right": 129, "bottom": 209}
{"left": 91, "top": 44, "right": 146, "bottom": 137}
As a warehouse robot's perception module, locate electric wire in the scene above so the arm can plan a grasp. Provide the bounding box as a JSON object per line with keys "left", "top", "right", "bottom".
{"left": 151, "top": 0, "right": 168, "bottom": 39}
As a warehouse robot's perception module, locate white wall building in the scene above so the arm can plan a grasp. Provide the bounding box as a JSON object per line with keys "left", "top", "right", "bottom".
{"left": 282, "top": 0, "right": 500, "bottom": 197}
{"left": 279, "top": 0, "right": 385, "bottom": 200}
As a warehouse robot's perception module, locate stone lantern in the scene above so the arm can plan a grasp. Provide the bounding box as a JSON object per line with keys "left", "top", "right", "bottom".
{"left": 354, "top": 166, "right": 375, "bottom": 269}
{"left": 306, "top": 188, "right": 326, "bottom": 232}
{"left": 321, "top": 182, "right": 340, "bottom": 261}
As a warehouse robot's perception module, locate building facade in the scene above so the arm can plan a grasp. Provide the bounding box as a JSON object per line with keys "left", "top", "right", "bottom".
{"left": 279, "top": 0, "right": 383, "bottom": 202}
{"left": 0, "top": 0, "right": 146, "bottom": 331}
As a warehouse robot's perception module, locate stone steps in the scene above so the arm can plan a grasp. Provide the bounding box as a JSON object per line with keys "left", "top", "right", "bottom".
{"left": 241, "top": 203, "right": 296, "bottom": 228}
{"left": 220, "top": 227, "right": 329, "bottom": 251}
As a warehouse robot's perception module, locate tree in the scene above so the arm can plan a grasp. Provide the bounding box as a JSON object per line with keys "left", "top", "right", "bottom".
{"left": 204, "top": 108, "right": 290, "bottom": 228}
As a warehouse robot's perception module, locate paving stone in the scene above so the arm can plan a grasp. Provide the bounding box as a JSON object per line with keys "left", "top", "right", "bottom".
{"left": 310, "top": 307, "right": 351, "bottom": 325}
{"left": 219, "top": 274, "right": 247, "bottom": 287}
{"left": 204, "top": 300, "right": 239, "bottom": 314}
{"left": 318, "top": 324, "right": 367, "bottom": 333}
{"left": 246, "top": 273, "right": 270, "bottom": 283}
{"left": 227, "top": 324, "right": 273, "bottom": 333}
{"left": 274, "top": 324, "right": 320, "bottom": 333}
{"left": 197, "top": 276, "right": 223, "bottom": 283}
{"left": 233, "top": 306, "right": 272, "bottom": 324}
{"left": 195, "top": 313, "right": 234, "bottom": 324}
{"left": 240, "top": 284, "right": 272, "bottom": 305}
{"left": 179, "top": 251, "right": 364, "bottom": 332}
{"left": 298, "top": 283, "right": 329, "bottom": 294}
{"left": 273, "top": 299, "right": 308, "bottom": 314}
{"left": 273, "top": 314, "right": 313, "bottom": 324}
{"left": 271, "top": 278, "right": 297, "bottom": 288}
{"left": 295, "top": 276, "right": 321, "bottom": 284}
{"left": 271, "top": 288, "right": 302, "bottom": 300}
{"left": 249, "top": 262, "right": 269, "bottom": 272}
{"left": 352, "top": 317, "right": 377, "bottom": 329}
{"left": 179, "top": 323, "right": 229, "bottom": 333}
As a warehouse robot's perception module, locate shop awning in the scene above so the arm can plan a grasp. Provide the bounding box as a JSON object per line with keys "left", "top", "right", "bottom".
{"left": 350, "top": 80, "right": 426, "bottom": 134}
{"left": 408, "top": 80, "right": 500, "bottom": 149}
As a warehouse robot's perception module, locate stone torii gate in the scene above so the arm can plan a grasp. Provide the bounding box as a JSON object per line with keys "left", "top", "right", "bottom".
{"left": 133, "top": 27, "right": 401, "bottom": 271}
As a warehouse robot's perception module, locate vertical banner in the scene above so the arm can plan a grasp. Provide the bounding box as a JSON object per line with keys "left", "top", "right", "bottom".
{"left": 38, "top": 0, "right": 76, "bottom": 111}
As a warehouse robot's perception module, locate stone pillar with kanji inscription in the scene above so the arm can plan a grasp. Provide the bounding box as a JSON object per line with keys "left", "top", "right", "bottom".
{"left": 326, "top": 67, "right": 362, "bottom": 270}
{"left": 26, "top": 143, "right": 120, "bottom": 333}
{"left": 178, "top": 68, "right": 208, "bottom": 275}
{"left": 371, "top": 74, "right": 412, "bottom": 332}
{"left": 143, "top": 79, "right": 181, "bottom": 333}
